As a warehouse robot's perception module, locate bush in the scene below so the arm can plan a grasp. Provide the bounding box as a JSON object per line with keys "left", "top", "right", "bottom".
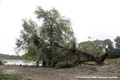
{"left": 55, "top": 61, "right": 74, "bottom": 68}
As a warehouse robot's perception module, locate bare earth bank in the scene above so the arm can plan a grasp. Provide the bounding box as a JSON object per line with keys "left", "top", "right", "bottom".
{"left": 1, "top": 58, "right": 120, "bottom": 80}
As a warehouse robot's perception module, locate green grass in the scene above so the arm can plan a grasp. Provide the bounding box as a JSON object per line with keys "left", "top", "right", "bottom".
{"left": 0, "top": 69, "right": 31, "bottom": 80}
{"left": 0, "top": 72, "right": 22, "bottom": 80}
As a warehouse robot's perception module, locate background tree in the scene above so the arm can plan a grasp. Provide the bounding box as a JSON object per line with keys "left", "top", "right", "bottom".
{"left": 114, "top": 36, "right": 120, "bottom": 58}
{"left": 103, "top": 39, "right": 115, "bottom": 58}
{"left": 115, "top": 36, "right": 120, "bottom": 50}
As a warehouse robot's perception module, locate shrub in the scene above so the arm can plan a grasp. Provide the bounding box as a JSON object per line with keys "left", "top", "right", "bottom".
{"left": 55, "top": 61, "right": 74, "bottom": 68}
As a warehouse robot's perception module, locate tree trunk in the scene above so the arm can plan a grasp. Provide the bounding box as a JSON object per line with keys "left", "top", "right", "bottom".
{"left": 48, "top": 53, "right": 51, "bottom": 67}
{"left": 96, "top": 48, "right": 108, "bottom": 64}
{"left": 36, "top": 60, "right": 39, "bottom": 66}
{"left": 42, "top": 58, "right": 46, "bottom": 67}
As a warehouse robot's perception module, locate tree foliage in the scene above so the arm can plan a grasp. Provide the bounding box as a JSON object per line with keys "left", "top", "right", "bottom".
{"left": 16, "top": 7, "right": 76, "bottom": 67}
{"left": 115, "top": 36, "right": 120, "bottom": 50}
{"left": 114, "top": 36, "right": 120, "bottom": 58}
{"left": 78, "top": 38, "right": 109, "bottom": 64}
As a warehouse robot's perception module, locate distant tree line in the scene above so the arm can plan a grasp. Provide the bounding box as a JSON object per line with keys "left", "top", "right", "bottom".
{"left": 15, "top": 6, "right": 120, "bottom": 68}
{"left": 0, "top": 54, "right": 24, "bottom": 60}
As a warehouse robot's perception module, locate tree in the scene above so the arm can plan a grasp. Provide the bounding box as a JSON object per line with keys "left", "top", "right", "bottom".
{"left": 115, "top": 36, "right": 120, "bottom": 50}
{"left": 114, "top": 36, "right": 120, "bottom": 58}
{"left": 15, "top": 7, "right": 75, "bottom": 67}
{"left": 16, "top": 6, "right": 110, "bottom": 67}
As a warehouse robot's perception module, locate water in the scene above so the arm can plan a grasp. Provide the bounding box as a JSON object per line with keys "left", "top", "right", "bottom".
{"left": 3, "top": 60, "right": 41, "bottom": 66}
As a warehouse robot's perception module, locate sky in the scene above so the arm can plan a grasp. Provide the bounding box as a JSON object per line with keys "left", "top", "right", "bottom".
{"left": 0, "top": 0, "right": 120, "bottom": 55}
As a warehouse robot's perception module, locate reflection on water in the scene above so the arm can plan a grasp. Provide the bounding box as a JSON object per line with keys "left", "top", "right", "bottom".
{"left": 3, "top": 60, "right": 41, "bottom": 66}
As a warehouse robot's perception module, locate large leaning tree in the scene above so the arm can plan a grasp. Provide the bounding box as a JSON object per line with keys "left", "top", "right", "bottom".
{"left": 15, "top": 7, "right": 75, "bottom": 67}
{"left": 15, "top": 7, "right": 108, "bottom": 67}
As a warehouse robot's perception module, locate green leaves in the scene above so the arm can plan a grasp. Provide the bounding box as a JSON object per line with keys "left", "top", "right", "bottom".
{"left": 35, "top": 7, "right": 46, "bottom": 19}
{"left": 35, "top": 7, "right": 74, "bottom": 44}
{"left": 16, "top": 6, "right": 75, "bottom": 67}
{"left": 78, "top": 39, "right": 104, "bottom": 62}
{"left": 115, "top": 36, "right": 120, "bottom": 49}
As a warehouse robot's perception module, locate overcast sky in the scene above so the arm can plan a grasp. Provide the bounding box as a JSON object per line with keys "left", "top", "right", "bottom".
{"left": 0, "top": 0, "right": 120, "bottom": 55}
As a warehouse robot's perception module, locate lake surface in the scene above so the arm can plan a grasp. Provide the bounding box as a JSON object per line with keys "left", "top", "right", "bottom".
{"left": 3, "top": 60, "right": 41, "bottom": 66}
